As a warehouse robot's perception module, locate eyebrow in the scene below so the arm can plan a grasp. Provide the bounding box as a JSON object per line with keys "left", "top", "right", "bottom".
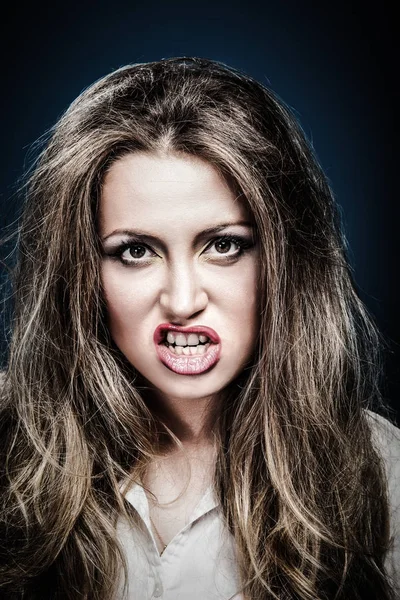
{"left": 101, "top": 221, "right": 255, "bottom": 246}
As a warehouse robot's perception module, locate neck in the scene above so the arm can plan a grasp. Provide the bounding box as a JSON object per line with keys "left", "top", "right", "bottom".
{"left": 143, "top": 388, "right": 221, "bottom": 451}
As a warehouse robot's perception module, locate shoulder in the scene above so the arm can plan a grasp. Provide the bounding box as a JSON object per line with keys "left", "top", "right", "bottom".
{"left": 364, "top": 408, "right": 400, "bottom": 586}
{"left": 364, "top": 408, "right": 400, "bottom": 469}
{"left": 364, "top": 408, "right": 400, "bottom": 498}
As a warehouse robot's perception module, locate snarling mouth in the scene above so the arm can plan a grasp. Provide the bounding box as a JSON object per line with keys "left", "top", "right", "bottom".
{"left": 154, "top": 324, "right": 221, "bottom": 375}
{"left": 162, "top": 331, "right": 211, "bottom": 355}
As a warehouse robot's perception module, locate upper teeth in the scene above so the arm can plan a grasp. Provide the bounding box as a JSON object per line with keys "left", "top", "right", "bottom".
{"left": 166, "top": 332, "right": 210, "bottom": 346}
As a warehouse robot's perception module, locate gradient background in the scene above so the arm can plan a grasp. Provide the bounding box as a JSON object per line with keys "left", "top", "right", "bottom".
{"left": 0, "top": 1, "right": 398, "bottom": 418}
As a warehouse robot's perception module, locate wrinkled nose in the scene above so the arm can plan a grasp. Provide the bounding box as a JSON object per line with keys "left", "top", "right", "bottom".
{"left": 159, "top": 263, "right": 208, "bottom": 322}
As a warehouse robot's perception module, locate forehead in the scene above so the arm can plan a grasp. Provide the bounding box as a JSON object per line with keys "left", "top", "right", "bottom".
{"left": 98, "top": 151, "right": 251, "bottom": 236}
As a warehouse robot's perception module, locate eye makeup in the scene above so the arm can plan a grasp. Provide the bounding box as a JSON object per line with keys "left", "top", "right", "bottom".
{"left": 102, "top": 232, "right": 256, "bottom": 267}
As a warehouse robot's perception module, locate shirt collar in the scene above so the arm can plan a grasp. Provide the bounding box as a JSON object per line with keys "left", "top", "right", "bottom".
{"left": 122, "top": 481, "right": 219, "bottom": 527}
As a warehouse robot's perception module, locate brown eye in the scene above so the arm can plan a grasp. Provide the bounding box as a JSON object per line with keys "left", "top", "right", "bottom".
{"left": 215, "top": 240, "right": 233, "bottom": 254}
{"left": 204, "top": 235, "right": 253, "bottom": 261}
{"left": 127, "top": 245, "right": 146, "bottom": 258}
{"left": 119, "top": 243, "right": 154, "bottom": 264}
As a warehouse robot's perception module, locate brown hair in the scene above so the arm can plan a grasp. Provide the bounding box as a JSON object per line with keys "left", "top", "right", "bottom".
{"left": 0, "top": 57, "right": 397, "bottom": 598}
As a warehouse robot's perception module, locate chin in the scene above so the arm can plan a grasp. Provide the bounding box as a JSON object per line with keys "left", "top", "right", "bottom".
{"left": 133, "top": 358, "right": 246, "bottom": 404}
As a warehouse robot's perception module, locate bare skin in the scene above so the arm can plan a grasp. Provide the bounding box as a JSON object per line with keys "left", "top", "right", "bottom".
{"left": 139, "top": 385, "right": 220, "bottom": 553}
{"left": 143, "top": 441, "right": 217, "bottom": 553}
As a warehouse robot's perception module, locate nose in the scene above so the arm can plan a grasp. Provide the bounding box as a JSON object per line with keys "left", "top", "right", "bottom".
{"left": 159, "top": 262, "right": 208, "bottom": 322}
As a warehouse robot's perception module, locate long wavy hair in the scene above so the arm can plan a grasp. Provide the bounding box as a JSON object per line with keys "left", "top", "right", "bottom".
{"left": 0, "top": 57, "right": 397, "bottom": 599}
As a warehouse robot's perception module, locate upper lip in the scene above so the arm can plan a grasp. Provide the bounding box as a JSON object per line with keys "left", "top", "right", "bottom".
{"left": 154, "top": 324, "right": 221, "bottom": 345}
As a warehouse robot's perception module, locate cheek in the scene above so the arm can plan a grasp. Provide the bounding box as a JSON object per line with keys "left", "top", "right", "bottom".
{"left": 101, "top": 268, "right": 149, "bottom": 335}
{"left": 222, "top": 265, "right": 259, "bottom": 342}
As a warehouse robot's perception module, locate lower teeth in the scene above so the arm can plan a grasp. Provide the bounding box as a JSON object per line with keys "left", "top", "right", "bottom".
{"left": 165, "top": 343, "right": 210, "bottom": 356}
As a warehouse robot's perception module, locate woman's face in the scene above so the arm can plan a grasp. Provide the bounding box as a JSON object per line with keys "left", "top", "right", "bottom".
{"left": 99, "top": 151, "right": 259, "bottom": 403}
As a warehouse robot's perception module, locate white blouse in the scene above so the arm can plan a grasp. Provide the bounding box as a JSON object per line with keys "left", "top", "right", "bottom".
{"left": 116, "top": 481, "right": 243, "bottom": 600}
{"left": 115, "top": 409, "right": 400, "bottom": 599}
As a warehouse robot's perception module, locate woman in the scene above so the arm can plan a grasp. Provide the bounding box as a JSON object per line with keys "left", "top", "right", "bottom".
{"left": 0, "top": 57, "right": 399, "bottom": 599}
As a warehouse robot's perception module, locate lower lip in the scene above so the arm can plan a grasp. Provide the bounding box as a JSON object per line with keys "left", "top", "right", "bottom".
{"left": 155, "top": 343, "right": 221, "bottom": 375}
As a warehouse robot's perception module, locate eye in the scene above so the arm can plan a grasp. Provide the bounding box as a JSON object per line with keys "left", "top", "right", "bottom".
{"left": 204, "top": 235, "right": 254, "bottom": 259}
{"left": 104, "top": 241, "right": 156, "bottom": 266}
{"left": 213, "top": 239, "right": 237, "bottom": 254}
{"left": 121, "top": 244, "right": 152, "bottom": 262}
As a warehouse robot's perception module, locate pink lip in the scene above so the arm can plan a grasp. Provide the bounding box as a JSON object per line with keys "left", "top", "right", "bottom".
{"left": 153, "top": 323, "right": 221, "bottom": 376}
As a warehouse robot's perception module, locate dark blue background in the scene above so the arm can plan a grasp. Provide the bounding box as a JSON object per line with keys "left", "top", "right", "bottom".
{"left": 0, "top": 1, "right": 398, "bottom": 416}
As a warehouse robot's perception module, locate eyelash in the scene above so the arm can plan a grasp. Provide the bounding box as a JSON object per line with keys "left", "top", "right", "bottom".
{"left": 105, "top": 234, "right": 254, "bottom": 266}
